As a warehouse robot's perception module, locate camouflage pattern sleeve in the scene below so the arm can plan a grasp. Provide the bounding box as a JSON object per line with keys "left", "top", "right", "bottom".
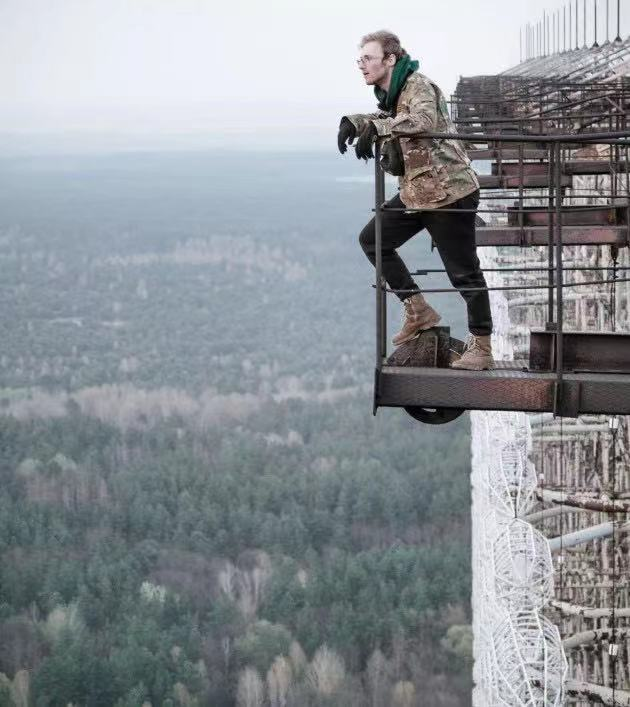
{"left": 369, "top": 80, "right": 437, "bottom": 137}
{"left": 342, "top": 111, "right": 390, "bottom": 133}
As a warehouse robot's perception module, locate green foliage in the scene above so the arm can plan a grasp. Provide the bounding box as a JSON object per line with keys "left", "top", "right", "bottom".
{"left": 441, "top": 624, "right": 473, "bottom": 663}
{"left": 0, "top": 151, "right": 474, "bottom": 706}
{"left": 0, "top": 680, "right": 13, "bottom": 707}
{"left": 0, "top": 402, "right": 472, "bottom": 704}
{"left": 113, "top": 682, "right": 149, "bottom": 707}
{"left": 234, "top": 620, "right": 293, "bottom": 675}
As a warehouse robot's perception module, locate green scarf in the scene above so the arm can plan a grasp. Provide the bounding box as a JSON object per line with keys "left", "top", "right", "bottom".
{"left": 374, "top": 55, "right": 420, "bottom": 112}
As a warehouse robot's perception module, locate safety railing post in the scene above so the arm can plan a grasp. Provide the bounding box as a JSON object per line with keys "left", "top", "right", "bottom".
{"left": 626, "top": 126, "right": 630, "bottom": 247}
{"left": 554, "top": 140, "right": 565, "bottom": 415}
{"left": 374, "top": 142, "right": 385, "bottom": 371}
{"left": 518, "top": 127, "right": 525, "bottom": 244}
{"left": 548, "top": 141, "right": 556, "bottom": 324}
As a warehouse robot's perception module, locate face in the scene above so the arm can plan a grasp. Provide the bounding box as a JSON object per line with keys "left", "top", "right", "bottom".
{"left": 357, "top": 40, "right": 396, "bottom": 86}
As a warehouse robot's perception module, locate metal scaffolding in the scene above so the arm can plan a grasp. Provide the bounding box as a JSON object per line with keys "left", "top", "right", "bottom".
{"left": 462, "top": 13, "right": 630, "bottom": 706}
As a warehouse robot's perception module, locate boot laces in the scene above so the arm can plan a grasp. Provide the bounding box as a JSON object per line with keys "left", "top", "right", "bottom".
{"left": 402, "top": 293, "right": 424, "bottom": 318}
{"left": 401, "top": 297, "right": 414, "bottom": 321}
{"left": 463, "top": 334, "right": 483, "bottom": 354}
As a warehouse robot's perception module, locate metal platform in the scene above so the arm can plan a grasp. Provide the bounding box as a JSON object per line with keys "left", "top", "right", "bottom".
{"left": 369, "top": 129, "right": 630, "bottom": 422}
{"left": 376, "top": 365, "right": 630, "bottom": 416}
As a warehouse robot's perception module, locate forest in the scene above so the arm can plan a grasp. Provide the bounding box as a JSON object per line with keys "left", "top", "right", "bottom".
{"left": 0, "top": 149, "right": 473, "bottom": 706}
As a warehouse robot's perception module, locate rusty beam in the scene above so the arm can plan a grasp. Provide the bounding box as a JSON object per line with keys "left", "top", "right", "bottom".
{"left": 506, "top": 205, "right": 624, "bottom": 227}
{"left": 475, "top": 225, "right": 628, "bottom": 247}
{"left": 478, "top": 174, "right": 573, "bottom": 188}
{"left": 492, "top": 160, "right": 628, "bottom": 176}
{"left": 468, "top": 148, "right": 548, "bottom": 159}
{"left": 529, "top": 330, "right": 630, "bottom": 372}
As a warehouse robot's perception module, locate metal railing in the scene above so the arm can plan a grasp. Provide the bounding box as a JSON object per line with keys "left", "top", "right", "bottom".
{"left": 372, "top": 129, "right": 630, "bottom": 415}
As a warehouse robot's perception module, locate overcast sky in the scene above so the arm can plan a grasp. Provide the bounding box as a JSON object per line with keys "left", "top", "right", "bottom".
{"left": 2, "top": 0, "right": 629, "bottom": 151}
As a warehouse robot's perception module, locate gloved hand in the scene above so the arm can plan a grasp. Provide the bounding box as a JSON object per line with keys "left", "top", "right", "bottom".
{"left": 355, "top": 122, "right": 378, "bottom": 160}
{"left": 337, "top": 118, "right": 357, "bottom": 154}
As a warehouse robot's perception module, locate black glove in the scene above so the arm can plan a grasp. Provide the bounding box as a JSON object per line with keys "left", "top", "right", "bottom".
{"left": 355, "top": 122, "right": 378, "bottom": 161}
{"left": 337, "top": 118, "right": 357, "bottom": 154}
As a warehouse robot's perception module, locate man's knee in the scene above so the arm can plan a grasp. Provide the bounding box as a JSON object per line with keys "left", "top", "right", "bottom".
{"left": 359, "top": 222, "right": 375, "bottom": 254}
{"left": 447, "top": 268, "right": 486, "bottom": 290}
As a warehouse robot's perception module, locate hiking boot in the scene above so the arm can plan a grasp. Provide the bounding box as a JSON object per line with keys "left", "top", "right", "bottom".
{"left": 392, "top": 293, "right": 442, "bottom": 347}
{"left": 450, "top": 334, "right": 494, "bottom": 371}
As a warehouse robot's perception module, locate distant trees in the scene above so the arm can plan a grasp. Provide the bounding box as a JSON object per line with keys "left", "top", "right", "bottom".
{"left": 306, "top": 645, "right": 345, "bottom": 697}
{"left": 392, "top": 680, "right": 416, "bottom": 707}
{"left": 267, "top": 655, "right": 292, "bottom": 707}
{"left": 0, "top": 617, "right": 43, "bottom": 678}
{"left": 0, "top": 393, "right": 472, "bottom": 706}
{"left": 366, "top": 648, "right": 391, "bottom": 707}
{"left": 236, "top": 667, "right": 264, "bottom": 707}
{"left": 0, "top": 669, "right": 29, "bottom": 707}
{"left": 0, "top": 148, "right": 477, "bottom": 705}
{"left": 235, "top": 621, "right": 292, "bottom": 677}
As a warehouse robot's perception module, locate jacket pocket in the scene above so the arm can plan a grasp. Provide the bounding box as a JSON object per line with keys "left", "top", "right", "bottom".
{"left": 405, "top": 165, "right": 448, "bottom": 203}
{"left": 449, "top": 138, "right": 471, "bottom": 166}
{"left": 380, "top": 138, "right": 405, "bottom": 176}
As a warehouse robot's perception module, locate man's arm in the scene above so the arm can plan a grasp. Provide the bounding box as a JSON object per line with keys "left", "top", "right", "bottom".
{"left": 342, "top": 111, "right": 391, "bottom": 134}
{"left": 368, "top": 81, "right": 437, "bottom": 138}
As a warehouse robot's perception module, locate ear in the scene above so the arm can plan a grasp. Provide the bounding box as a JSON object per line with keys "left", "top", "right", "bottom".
{"left": 386, "top": 53, "right": 397, "bottom": 67}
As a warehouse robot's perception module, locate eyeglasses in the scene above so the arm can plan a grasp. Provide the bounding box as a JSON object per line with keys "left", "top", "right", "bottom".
{"left": 355, "top": 54, "right": 384, "bottom": 66}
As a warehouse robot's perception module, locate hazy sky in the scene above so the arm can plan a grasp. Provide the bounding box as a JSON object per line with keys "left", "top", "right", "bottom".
{"left": 2, "top": 0, "right": 628, "bottom": 151}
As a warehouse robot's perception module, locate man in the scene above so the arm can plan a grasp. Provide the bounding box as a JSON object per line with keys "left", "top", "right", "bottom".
{"left": 337, "top": 30, "right": 493, "bottom": 371}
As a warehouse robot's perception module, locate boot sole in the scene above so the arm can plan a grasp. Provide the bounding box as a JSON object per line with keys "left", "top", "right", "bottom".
{"left": 450, "top": 360, "right": 494, "bottom": 371}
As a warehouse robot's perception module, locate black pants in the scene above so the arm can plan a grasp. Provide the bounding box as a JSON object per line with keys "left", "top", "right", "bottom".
{"left": 359, "top": 189, "right": 493, "bottom": 336}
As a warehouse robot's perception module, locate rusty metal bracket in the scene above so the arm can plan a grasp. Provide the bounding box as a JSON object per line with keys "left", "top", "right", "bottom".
{"left": 530, "top": 330, "right": 630, "bottom": 373}
{"left": 373, "top": 367, "right": 381, "bottom": 416}
{"left": 553, "top": 380, "right": 581, "bottom": 417}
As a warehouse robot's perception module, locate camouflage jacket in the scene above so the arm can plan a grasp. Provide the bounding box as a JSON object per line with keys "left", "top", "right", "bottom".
{"left": 344, "top": 72, "right": 479, "bottom": 210}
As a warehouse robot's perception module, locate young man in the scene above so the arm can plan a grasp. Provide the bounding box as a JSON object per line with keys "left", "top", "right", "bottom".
{"left": 337, "top": 30, "right": 493, "bottom": 370}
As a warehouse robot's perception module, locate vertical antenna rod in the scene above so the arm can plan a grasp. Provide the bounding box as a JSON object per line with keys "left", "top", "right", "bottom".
{"left": 576, "top": 0, "right": 579, "bottom": 48}
{"left": 583, "top": 0, "right": 587, "bottom": 48}
{"left": 526, "top": 23, "right": 529, "bottom": 59}
{"left": 593, "top": 0, "right": 599, "bottom": 47}
{"left": 564, "top": 5, "right": 567, "bottom": 51}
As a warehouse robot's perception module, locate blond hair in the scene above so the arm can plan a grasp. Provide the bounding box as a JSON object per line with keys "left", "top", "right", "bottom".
{"left": 359, "top": 30, "right": 407, "bottom": 60}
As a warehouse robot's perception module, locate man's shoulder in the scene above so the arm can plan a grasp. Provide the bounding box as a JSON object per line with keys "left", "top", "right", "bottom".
{"left": 403, "top": 72, "right": 438, "bottom": 96}
{"left": 409, "top": 71, "right": 430, "bottom": 83}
